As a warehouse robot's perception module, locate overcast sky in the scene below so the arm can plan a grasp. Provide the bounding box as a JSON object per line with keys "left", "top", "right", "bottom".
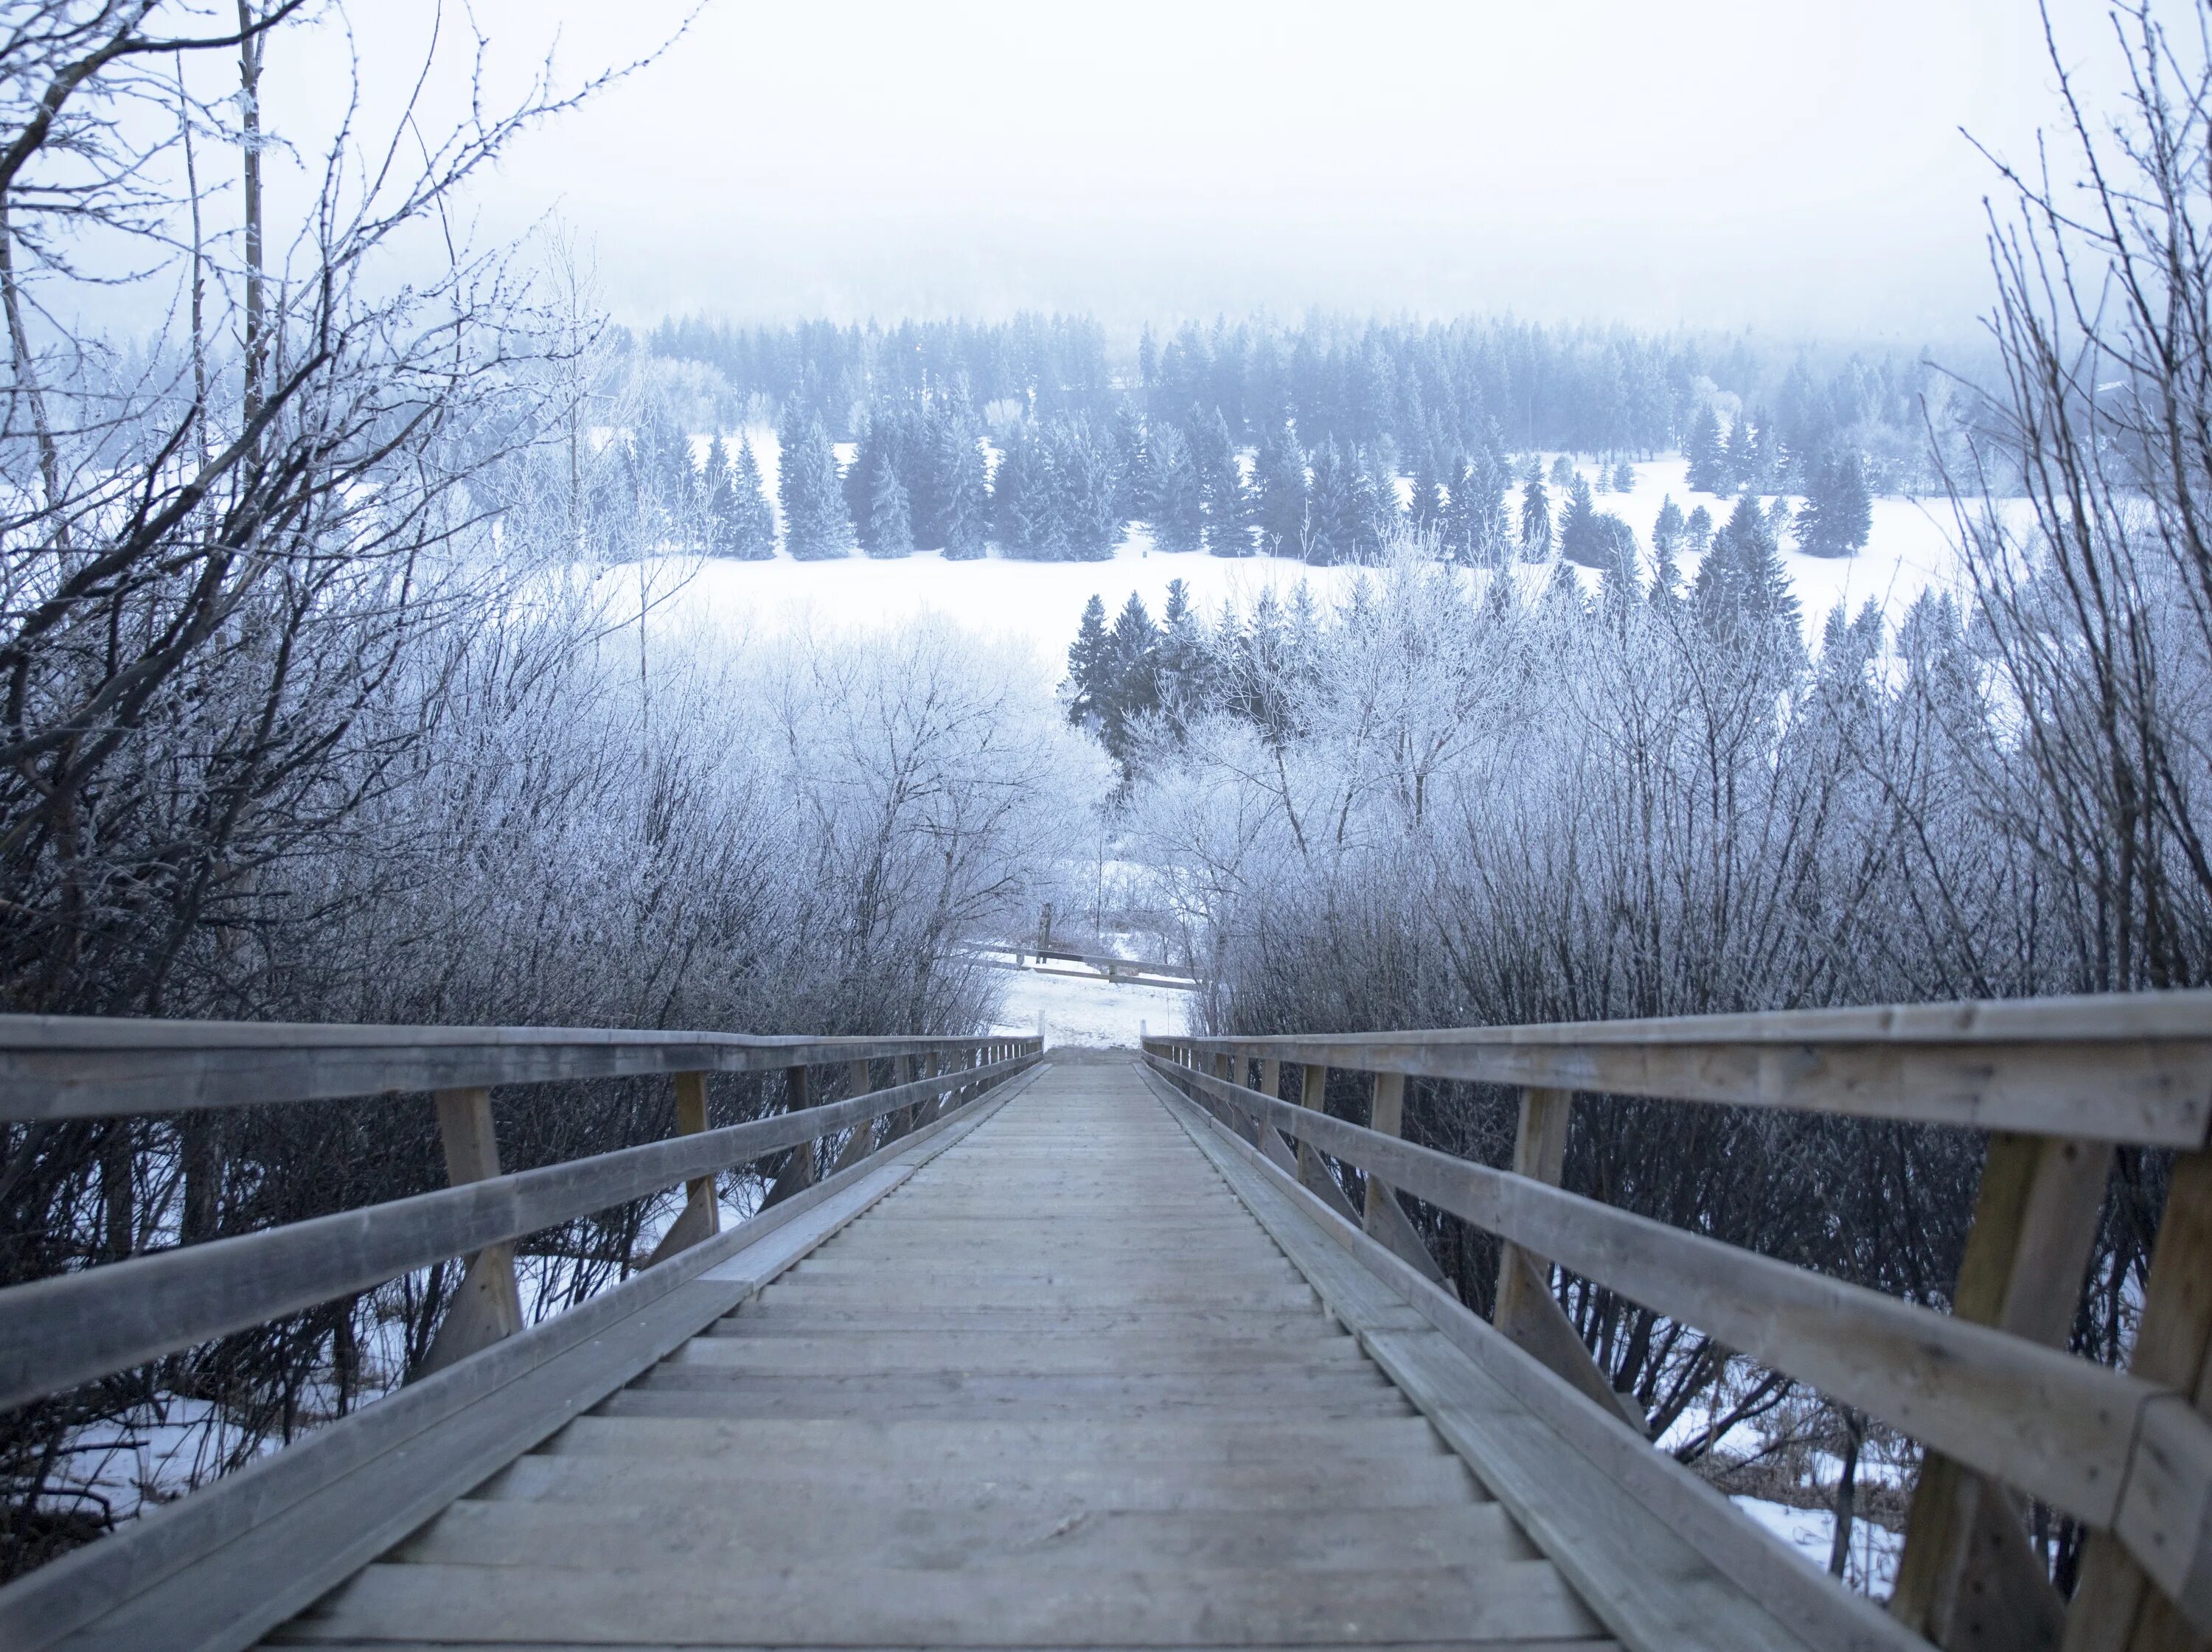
{"left": 268, "top": 1, "right": 2127, "bottom": 344}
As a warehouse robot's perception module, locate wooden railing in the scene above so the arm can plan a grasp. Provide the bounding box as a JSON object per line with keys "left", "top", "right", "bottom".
{"left": 1145, "top": 991, "right": 2212, "bottom": 1648}
{"left": 0, "top": 1018, "right": 1042, "bottom": 1413}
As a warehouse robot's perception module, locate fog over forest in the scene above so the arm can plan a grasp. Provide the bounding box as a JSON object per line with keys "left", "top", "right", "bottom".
{"left": 5, "top": 0, "right": 2212, "bottom": 1637}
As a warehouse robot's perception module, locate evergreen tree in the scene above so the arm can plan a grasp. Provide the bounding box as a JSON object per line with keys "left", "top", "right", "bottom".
{"left": 1109, "top": 404, "right": 1150, "bottom": 520}
{"left": 1253, "top": 422, "right": 1307, "bottom": 557}
{"left": 1725, "top": 414, "right": 1761, "bottom": 492}
{"left": 1612, "top": 459, "right": 1636, "bottom": 492}
{"left": 1795, "top": 447, "right": 1872, "bottom": 557}
{"left": 1197, "top": 411, "right": 1249, "bottom": 556}
{"left": 1559, "top": 473, "right": 1604, "bottom": 567}
{"left": 1694, "top": 489, "right": 1800, "bottom": 652}
{"left": 862, "top": 456, "right": 914, "bottom": 558}
{"left": 1352, "top": 445, "right": 1398, "bottom": 561}
{"left": 1305, "top": 439, "right": 1358, "bottom": 565}
{"left": 1104, "top": 592, "right": 1161, "bottom": 756}
{"left": 1519, "top": 475, "right": 1553, "bottom": 561}
{"left": 1150, "top": 425, "right": 1204, "bottom": 553}
{"left": 1065, "top": 593, "right": 1111, "bottom": 730}
{"left": 938, "top": 420, "right": 990, "bottom": 560}
{"left": 1409, "top": 446, "right": 1445, "bottom": 538}
{"left": 779, "top": 418, "right": 853, "bottom": 560}
{"left": 1652, "top": 495, "right": 1685, "bottom": 562}
{"left": 709, "top": 436, "right": 777, "bottom": 560}
{"left": 1548, "top": 454, "right": 1576, "bottom": 489}
{"left": 1057, "top": 422, "right": 1120, "bottom": 561}
{"left": 1155, "top": 578, "right": 1211, "bottom": 729}
{"left": 1683, "top": 503, "right": 1714, "bottom": 557}
{"left": 1686, "top": 406, "right": 1728, "bottom": 494}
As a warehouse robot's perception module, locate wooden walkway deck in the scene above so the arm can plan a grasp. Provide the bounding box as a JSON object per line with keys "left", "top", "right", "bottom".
{"left": 260, "top": 1055, "right": 1832, "bottom": 1651}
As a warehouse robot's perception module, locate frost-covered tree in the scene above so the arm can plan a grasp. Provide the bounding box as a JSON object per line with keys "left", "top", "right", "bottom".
{"left": 1520, "top": 475, "right": 1554, "bottom": 560}
{"left": 779, "top": 418, "right": 854, "bottom": 560}
{"left": 1795, "top": 449, "right": 1872, "bottom": 558}
{"left": 1150, "top": 426, "right": 1205, "bottom": 554}
{"left": 1253, "top": 422, "right": 1307, "bottom": 556}
{"left": 1686, "top": 406, "right": 1728, "bottom": 495}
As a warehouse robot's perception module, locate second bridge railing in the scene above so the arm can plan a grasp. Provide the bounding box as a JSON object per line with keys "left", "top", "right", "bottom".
{"left": 1147, "top": 993, "right": 2212, "bottom": 1649}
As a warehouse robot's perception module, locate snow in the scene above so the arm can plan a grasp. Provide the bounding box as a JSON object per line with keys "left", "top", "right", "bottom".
{"left": 987, "top": 957, "right": 1192, "bottom": 1049}
{"left": 647, "top": 435, "right": 1975, "bottom": 661}
{"left": 1733, "top": 1494, "right": 1904, "bottom": 1599}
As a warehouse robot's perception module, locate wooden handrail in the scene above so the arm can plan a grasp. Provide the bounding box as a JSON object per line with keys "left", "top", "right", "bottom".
{"left": 1143, "top": 1034, "right": 2212, "bottom": 1634}
{"left": 1167, "top": 989, "right": 2212, "bottom": 1145}
{"left": 0, "top": 1017, "right": 1012, "bottom": 1121}
{"left": 0, "top": 1040, "right": 1040, "bottom": 1411}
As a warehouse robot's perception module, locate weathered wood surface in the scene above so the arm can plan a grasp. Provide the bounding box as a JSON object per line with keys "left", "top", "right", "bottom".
{"left": 0, "top": 1017, "right": 1028, "bottom": 1121}
{"left": 1, "top": 1070, "right": 1043, "bottom": 1652}
{"left": 1151, "top": 1051, "right": 2188, "bottom": 1537}
{"left": 1141, "top": 1062, "right": 1923, "bottom": 1652}
{"left": 1172, "top": 991, "right": 2212, "bottom": 1144}
{"left": 0, "top": 1053, "right": 1037, "bottom": 1412}
{"left": 268, "top": 1056, "right": 1613, "bottom": 1650}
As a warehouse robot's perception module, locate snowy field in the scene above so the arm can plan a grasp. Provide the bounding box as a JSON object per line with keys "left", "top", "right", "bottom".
{"left": 987, "top": 957, "right": 1193, "bottom": 1048}
{"left": 644, "top": 434, "right": 1977, "bottom": 662}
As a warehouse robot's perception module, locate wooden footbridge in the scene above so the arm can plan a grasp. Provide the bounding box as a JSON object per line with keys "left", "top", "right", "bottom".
{"left": 4, "top": 998, "right": 2212, "bottom": 1649}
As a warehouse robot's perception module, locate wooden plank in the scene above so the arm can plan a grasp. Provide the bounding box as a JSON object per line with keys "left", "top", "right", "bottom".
{"left": 276, "top": 1556, "right": 1604, "bottom": 1647}
{"left": 1152, "top": 1051, "right": 2157, "bottom": 1528}
{"left": 1892, "top": 1132, "right": 2108, "bottom": 1648}
{"left": 418, "top": 1088, "right": 525, "bottom": 1376}
{"left": 0, "top": 1017, "right": 1029, "bottom": 1122}
{"left": 2070, "top": 1146, "right": 2212, "bottom": 1651}
{"left": 0, "top": 1053, "right": 1040, "bottom": 1409}
{"left": 1148, "top": 1064, "right": 1926, "bottom": 1652}
{"left": 828, "top": 1059, "right": 876, "bottom": 1173}
{"left": 392, "top": 1499, "right": 1524, "bottom": 1575}
{"left": 1171, "top": 991, "right": 2212, "bottom": 1145}
{"left": 0, "top": 1065, "right": 1046, "bottom": 1652}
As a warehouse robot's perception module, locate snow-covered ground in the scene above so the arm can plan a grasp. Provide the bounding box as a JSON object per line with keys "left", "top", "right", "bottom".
{"left": 987, "top": 957, "right": 1192, "bottom": 1049}
{"left": 1734, "top": 1494, "right": 1904, "bottom": 1599}
{"left": 649, "top": 436, "right": 1975, "bottom": 662}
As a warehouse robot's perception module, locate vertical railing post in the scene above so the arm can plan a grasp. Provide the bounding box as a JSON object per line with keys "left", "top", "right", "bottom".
{"left": 1492, "top": 1087, "right": 1641, "bottom": 1426}
{"left": 830, "top": 1057, "right": 877, "bottom": 1173}
{"left": 885, "top": 1051, "right": 921, "bottom": 1142}
{"left": 1892, "top": 1132, "right": 2110, "bottom": 1645}
{"left": 1362, "top": 1069, "right": 1452, "bottom": 1289}
{"left": 2066, "top": 1146, "right": 2212, "bottom": 1649}
{"left": 763, "top": 1064, "right": 815, "bottom": 1207}
{"left": 418, "top": 1087, "right": 524, "bottom": 1376}
{"left": 644, "top": 1070, "right": 721, "bottom": 1266}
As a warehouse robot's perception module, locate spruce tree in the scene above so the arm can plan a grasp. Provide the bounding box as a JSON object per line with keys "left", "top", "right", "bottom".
{"left": 938, "top": 421, "right": 990, "bottom": 560}
{"left": 863, "top": 458, "right": 914, "bottom": 558}
{"left": 727, "top": 437, "right": 777, "bottom": 560}
{"left": 1686, "top": 406, "right": 1727, "bottom": 495}
{"left": 1684, "top": 503, "right": 1714, "bottom": 557}
{"left": 1519, "top": 475, "right": 1553, "bottom": 561}
{"left": 1410, "top": 447, "right": 1444, "bottom": 538}
{"left": 1253, "top": 422, "right": 1307, "bottom": 557}
{"left": 1304, "top": 439, "right": 1355, "bottom": 565}
{"left": 1065, "top": 594, "right": 1111, "bottom": 730}
{"left": 1105, "top": 592, "right": 1161, "bottom": 756}
{"left": 1559, "top": 473, "right": 1603, "bottom": 567}
{"left": 1652, "top": 495, "right": 1685, "bottom": 561}
{"left": 1548, "top": 454, "right": 1576, "bottom": 489}
{"left": 1057, "top": 423, "right": 1120, "bottom": 561}
{"left": 779, "top": 419, "right": 854, "bottom": 560}
{"left": 1612, "top": 459, "right": 1636, "bottom": 492}
{"left": 1150, "top": 426, "right": 1204, "bottom": 554}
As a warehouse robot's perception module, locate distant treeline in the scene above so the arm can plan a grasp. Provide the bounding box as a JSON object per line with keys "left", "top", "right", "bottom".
{"left": 645, "top": 313, "right": 1953, "bottom": 492}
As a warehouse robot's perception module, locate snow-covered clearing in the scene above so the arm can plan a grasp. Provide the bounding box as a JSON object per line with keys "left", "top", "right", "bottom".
{"left": 643, "top": 436, "right": 1975, "bottom": 663}
{"left": 1733, "top": 1494, "right": 1904, "bottom": 1599}
{"left": 988, "top": 955, "right": 1192, "bottom": 1049}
